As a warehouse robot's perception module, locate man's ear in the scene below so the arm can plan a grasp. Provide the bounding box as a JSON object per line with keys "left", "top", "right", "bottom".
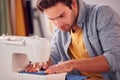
{"left": 71, "top": 0, "right": 77, "bottom": 8}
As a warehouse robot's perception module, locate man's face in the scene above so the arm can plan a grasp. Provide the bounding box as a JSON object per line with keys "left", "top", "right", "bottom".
{"left": 44, "top": 2, "right": 77, "bottom": 32}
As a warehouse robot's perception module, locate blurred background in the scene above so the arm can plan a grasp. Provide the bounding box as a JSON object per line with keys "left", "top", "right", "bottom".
{"left": 0, "top": 0, "right": 120, "bottom": 41}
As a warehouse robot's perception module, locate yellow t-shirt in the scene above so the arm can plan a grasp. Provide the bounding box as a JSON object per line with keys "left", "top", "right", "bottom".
{"left": 68, "top": 26, "right": 104, "bottom": 79}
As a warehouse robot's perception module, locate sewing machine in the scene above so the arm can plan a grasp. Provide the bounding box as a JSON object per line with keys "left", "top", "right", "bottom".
{"left": 0, "top": 35, "right": 66, "bottom": 80}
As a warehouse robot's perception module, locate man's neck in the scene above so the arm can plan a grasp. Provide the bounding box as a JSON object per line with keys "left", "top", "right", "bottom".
{"left": 72, "top": 24, "right": 78, "bottom": 33}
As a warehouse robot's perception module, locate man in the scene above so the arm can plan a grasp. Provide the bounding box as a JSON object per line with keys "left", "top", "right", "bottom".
{"left": 25, "top": 0, "right": 120, "bottom": 80}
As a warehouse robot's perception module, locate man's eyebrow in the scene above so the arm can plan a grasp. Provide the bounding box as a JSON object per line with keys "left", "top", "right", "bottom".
{"left": 48, "top": 12, "right": 65, "bottom": 20}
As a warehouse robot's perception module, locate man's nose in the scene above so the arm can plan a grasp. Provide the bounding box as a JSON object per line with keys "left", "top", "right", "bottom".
{"left": 54, "top": 19, "right": 63, "bottom": 28}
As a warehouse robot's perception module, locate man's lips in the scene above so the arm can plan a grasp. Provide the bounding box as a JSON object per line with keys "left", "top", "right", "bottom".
{"left": 60, "top": 25, "right": 66, "bottom": 30}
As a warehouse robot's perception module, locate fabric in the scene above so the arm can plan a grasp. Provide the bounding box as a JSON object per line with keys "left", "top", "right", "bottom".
{"left": 19, "top": 71, "right": 46, "bottom": 75}
{"left": 19, "top": 71, "right": 87, "bottom": 80}
{"left": 0, "top": 0, "right": 3, "bottom": 35}
{"left": 22, "top": 0, "right": 34, "bottom": 35}
{"left": 9, "top": 0, "right": 16, "bottom": 35}
{"left": 49, "top": 0, "right": 120, "bottom": 80}
{"left": 69, "top": 25, "right": 89, "bottom": 59}
{"left": 5, "top": 0, "right": 12, "bottom": 35}
{"left": 69, "top": 26, "right": 103, "bottom": 79}
{"left": 0, "top": 0, "right": 12, "bottom": 35}
{"left": 66, "top": 74, "right": 87, "bottom": 80}
{"left": 15, "top": 0, "right": 26, "bottom": 36}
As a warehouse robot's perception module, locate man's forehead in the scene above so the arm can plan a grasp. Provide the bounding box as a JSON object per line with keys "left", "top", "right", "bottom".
{"left": 44, "top": 3, "right": 67, "bottom": 19}
{"left": 47, "top": 12, "right": 65, "bottom": 20}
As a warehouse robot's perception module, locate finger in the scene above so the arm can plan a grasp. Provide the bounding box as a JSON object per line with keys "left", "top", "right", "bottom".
{"left": 36, "top": 62, "right": 43, "bottom": 71}
{"left": 30, "top": 67, "right": 39, "bottom": 72}
{"left": 45, "top": 65, "right": 57, "bottom": 74}
{"left": 24, "top": 63, "right": 33, "bottom": 72}
{"left": 29, "top": 63, "right": 43, "bottom": 72}
{"left": 43, "top": 62, "right": 49, "bottom": 70}
{"left": 27, "top": 63, "right": 36, "bottom": 72}
{"left": 24, "top": 61, "right": 34, "bottom": 72}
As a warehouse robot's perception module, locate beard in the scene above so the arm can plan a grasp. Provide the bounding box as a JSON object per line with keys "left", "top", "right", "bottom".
{"left": 60, "top": 18, "right": 77, "bottom": 32}
{"left": 69, "top": 17, "right": 78, "bottom": 32}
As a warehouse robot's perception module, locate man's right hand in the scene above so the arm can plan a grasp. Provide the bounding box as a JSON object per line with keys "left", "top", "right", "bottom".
{"left": 24, "top": 59, "right": 51, "bottom": 72}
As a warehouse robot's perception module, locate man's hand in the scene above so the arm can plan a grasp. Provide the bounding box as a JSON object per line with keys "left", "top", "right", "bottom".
{"left": 45, "top": 60, "right": 74, "bottom": 74}
{"left": 24, "top": 59, "right": 52, "bottom": 72}
{"left": 24, "top": 62, "right": 44, "bottom": 72}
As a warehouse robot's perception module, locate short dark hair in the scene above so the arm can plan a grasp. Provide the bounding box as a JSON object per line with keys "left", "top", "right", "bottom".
{"left": 37, "top": 0, "right": 73, "bottom": 12}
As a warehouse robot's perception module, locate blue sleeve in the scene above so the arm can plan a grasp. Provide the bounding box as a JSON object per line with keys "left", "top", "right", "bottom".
{"left": 97, "top": 5, "right": 120, "bottom": 72}
{"left": 49, "top": 29, "right": 61, "bottom": 65}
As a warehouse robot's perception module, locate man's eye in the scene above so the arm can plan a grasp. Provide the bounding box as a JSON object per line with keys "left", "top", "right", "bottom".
{"left": 59, "top": 14, "right": 64, "bottom": 18}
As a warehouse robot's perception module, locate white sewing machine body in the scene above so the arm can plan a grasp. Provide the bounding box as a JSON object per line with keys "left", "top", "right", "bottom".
{"left": 0, "top": 35, "right": 66, "bottom": 80}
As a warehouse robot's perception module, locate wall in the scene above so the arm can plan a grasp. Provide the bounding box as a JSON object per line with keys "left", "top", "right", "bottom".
{"left": 83, "top": 0, "right": 120, "bottom": 16}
